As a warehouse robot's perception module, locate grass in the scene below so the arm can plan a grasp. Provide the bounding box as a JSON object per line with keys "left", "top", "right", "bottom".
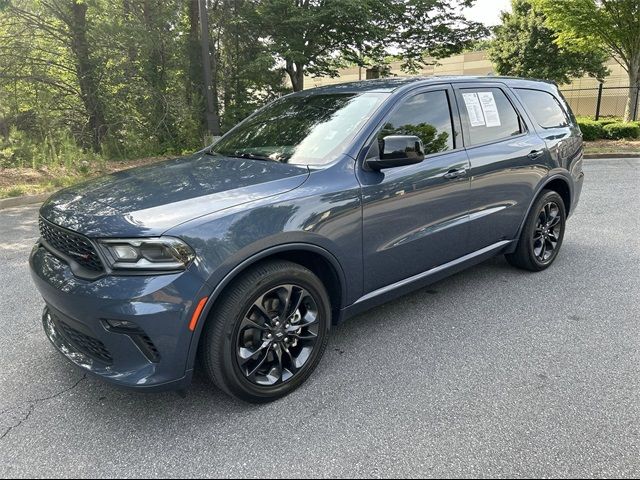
{"left": 584, "top": 139, "right": 640, "bottom": 155}
{"left": 6, "top": 186, "right": 25, "bottom": 198}
{"left": 0, "top": 156, "right": 170, "bottom": 199}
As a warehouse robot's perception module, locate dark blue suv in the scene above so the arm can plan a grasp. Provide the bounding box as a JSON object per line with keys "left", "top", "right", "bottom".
{"left": 30, "top": 77, "right": 584, "bottom": 403}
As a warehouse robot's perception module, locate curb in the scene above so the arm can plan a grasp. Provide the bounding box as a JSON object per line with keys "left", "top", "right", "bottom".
{"left": 584, "top": 153, "right": 640, "bottom": 159}
{"left": 0, "top": 193, "right": 49, "bottom": 210}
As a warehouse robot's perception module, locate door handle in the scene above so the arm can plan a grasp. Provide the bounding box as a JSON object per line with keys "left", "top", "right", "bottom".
{"left": 443, "top": 168, "right": 467, "bottom": 180}
{"left": 528, "top": 149, "right": 545, "bottom": 159}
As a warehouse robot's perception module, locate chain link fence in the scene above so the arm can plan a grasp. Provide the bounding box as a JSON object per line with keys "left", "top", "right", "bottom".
{"left": 560, "top": 84, "right": 640, "bottom": 121}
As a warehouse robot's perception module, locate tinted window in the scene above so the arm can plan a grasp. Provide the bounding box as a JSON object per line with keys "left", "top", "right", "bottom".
{"left": 460, "top": 88, "right": 522, "bottom": 146}
{"left": 213, "top": 92, "right": 387, "bottom": 166}
{"left": 516, "top": 89, "right": 569, "bottom": 128}
{"left": 378, "top": 90, "right": 454, "bottom": 156}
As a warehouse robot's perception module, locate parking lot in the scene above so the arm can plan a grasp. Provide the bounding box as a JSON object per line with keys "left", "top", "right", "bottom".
{"left": 0, "top": 157, "right": 639, "bottom": 478}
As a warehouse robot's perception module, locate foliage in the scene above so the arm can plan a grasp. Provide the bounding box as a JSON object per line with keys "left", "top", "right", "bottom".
{"left": 577, "top": 119, "right": 606, "bottom": 141}
{"left": 256, "top": 0, "right": 488, "bottom": 91}
{"left": 576, "top": 118, "right": 640, "bottom": 141}
{"left": 534, "top": 0, "right": 640, "bottom": 122}
{"left": 602, "top": 122, "right": 640, "bottom": 140}
{"left": 489, "top": 0, "right": 609, "bottom": 84}
{"left": 0, "top": 0, "right": 487, "bottom": 169}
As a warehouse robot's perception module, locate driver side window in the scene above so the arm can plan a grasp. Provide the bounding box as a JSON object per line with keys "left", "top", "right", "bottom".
{"left": 370, "top": 90, "right": 455, "bottom": 159}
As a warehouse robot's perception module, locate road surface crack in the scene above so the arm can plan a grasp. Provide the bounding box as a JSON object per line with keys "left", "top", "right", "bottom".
{"left": 0, "top": 374, "right": 86, "bottom": 440}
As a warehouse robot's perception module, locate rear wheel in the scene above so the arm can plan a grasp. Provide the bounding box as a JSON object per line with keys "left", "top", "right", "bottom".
{"left": 506, "top": 190, "right": 566, "bottom": 271}
{"left": 199, "top": 260, "right": 331, "bottom": 403}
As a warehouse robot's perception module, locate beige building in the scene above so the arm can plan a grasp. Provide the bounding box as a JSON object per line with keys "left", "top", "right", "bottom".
{"left": 304, "top": 50, "right": 633, "bottom": 118}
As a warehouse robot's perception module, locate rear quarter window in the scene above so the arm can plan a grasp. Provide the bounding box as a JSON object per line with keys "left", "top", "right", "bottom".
{"left": 516, "top": 89, "right": 570, "bottom": 129}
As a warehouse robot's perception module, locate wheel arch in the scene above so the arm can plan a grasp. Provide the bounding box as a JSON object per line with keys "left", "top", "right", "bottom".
{"left": 184, "top": 243, "right": 347, "bottom": 374}
{"left": 511, "top": 174, "right": 573, "bottom": 249}
{"left": 544, "top": 177, "right": 572, "bottom": 217}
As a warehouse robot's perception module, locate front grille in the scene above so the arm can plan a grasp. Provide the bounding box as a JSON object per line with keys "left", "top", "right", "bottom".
{"left": 54, "top": 316, "right": 113, "bottom": 365}
{"left": 39, "top": 217, "right": 105, "bottom": 273}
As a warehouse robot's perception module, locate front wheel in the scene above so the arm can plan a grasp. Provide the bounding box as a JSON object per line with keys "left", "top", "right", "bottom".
{"left": 506, "top": 190, "right": 566, "bottom": 271}
{"left": 199, "top": 260, "right": 331, "bottom": 403}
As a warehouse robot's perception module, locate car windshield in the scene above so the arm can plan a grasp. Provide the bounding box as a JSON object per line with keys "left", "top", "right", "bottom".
{"left": 211, "top": 92, "right": 388, "bottom": 166}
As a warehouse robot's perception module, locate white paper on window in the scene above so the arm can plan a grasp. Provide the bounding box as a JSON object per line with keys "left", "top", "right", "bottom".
{"left": 462, "top": 93, "right": 485, "bottom": 127}
{"left": 477, "top": 92, "right": 501, "bottom": 127}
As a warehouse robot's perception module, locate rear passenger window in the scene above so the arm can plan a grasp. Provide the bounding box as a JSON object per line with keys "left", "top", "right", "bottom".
{"left": 459, "top": 88, "right": 522, "bottom": 146}
{"left": 516, "top": 89, "right": 569, "bottom": 128}
{"left": 379, "top": 90, "right": 455, "bottom": 155}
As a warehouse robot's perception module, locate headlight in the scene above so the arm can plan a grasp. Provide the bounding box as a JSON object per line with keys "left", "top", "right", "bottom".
{"left": 98, "top": 237, "right": 195, "bottom": 271}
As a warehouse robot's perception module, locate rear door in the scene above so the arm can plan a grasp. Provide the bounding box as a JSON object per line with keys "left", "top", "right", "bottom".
{"left": 453, "top": 82, "right": 548, "bottom": 252}
{"left": 513, "top": 87, "right": 583, "bottom": 168}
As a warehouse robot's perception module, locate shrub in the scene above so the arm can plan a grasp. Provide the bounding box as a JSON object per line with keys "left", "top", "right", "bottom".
{"left": 578, "top": 119, "right": 605, "bottom": 141}
{"left": 596, "top": 117, "right": 619, "bottom": 126}
{"left": 602, "top": 122, "right": 640, "bottom": 140}
{"left": 0, "top": 126, "right": 104, "bottom": 170}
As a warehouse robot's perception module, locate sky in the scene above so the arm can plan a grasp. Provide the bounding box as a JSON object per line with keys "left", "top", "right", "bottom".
{"left": 463, "top": 0, "right": 512, "bottom": 27}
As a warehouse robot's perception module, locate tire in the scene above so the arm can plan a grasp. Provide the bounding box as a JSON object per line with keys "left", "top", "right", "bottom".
{"left": 506, "top": 190, "right": 567, "bottom": 272}
{"left": 199, "top": 260, "right": 331, "bottom": 403}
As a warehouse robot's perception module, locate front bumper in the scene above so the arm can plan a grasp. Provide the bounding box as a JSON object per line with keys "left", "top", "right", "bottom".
{"left": 30, "top": 243, "right": 209, "bottom": 391}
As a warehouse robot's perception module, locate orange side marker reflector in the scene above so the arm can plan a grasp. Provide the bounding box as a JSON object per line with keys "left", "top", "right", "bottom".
{"left": 189, "top": 297, "right": 209, "bottom": 332}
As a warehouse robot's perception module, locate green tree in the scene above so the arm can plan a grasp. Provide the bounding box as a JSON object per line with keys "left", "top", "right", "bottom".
{"left": 255, "top": 0, "right": 487, "bottom": 92}
{"left": 534, "top": 0, "right": 640, "bottom": 122}
{"left": 489, "top": 0, "right": 609, "bottom": 84}
{"left": 214, "top": 0, "right": 285, "bottom": 131}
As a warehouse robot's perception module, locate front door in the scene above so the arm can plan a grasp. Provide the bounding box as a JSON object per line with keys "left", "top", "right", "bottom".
{"left": 358, "top": 86, "right": 471, "bottom": 294}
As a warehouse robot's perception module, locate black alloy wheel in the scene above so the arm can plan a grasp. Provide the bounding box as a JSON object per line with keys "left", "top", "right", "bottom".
{"left": 506, "top": 190, "right": 566, "bottom": 271}
{"left": 533, "top": 201, "right": 562, "bottom": 263}
{"left": 199, "top": 260, "right": 330, "bottom": 403}
{"left": 236, "top": 284, "right": 320, "bottom": 386}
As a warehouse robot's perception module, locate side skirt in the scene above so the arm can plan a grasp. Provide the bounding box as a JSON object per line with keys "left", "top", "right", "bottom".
{"left": 338, "top": 240, "right": 514, "bottom": 323}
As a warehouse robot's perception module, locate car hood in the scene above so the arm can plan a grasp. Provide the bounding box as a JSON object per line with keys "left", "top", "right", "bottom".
{"left": 40, "top": 153, "right": 310, "bottom": 237}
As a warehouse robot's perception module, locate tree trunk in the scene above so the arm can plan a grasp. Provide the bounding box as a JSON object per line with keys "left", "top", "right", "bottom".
{"left": 286, "top": 60, "right": 305, "bottom": 92}
{"left": 199, "top": 0, "right": 221, "bottom": 136}
{"left": 624, "top": 59, "right": 639, "bottom": 122}
{"left": 122, "top": 0, "right": 137, "bottom": 72}
{"left": 69, "top": 1, "right": 107, "bottom": 152}
{"left": 187, "top": 0, "right": 201, "bottom": 109}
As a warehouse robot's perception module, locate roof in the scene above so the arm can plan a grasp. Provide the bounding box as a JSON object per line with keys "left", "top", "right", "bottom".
{"left": 300, "top": 76, "right": 558, "bottom": 95}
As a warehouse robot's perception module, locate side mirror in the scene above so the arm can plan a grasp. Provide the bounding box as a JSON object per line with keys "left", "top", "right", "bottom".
{"left": 365, "top": 135, "right": 425, "bottom": 171}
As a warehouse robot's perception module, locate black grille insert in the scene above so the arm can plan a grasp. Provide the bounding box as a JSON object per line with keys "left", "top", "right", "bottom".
{"left": 53, "top": 315, "right": 113, "bottom": 365}
{"left": 39, "top": 217, "right": 105, "bottom": 273}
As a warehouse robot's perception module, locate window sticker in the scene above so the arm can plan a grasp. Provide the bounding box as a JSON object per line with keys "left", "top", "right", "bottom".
{"left": 462, "top": 93, "right": 485, "bottom": 127}
{"left": 477, "top": 92, "right": 502, "bottom": 127}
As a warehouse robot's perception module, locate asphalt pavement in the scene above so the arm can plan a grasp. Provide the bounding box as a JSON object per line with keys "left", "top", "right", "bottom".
{"left": 0, "top": 158, "right": 639, "bottom": 478}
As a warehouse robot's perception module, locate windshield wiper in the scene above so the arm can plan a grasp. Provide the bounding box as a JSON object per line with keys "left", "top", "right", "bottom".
{"left": 228, "top": 152, "right": 277, "bottom": 162}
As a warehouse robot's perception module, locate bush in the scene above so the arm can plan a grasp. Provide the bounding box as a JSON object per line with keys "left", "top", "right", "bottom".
{"left": 596, "top": 117, "right": 619, "bottom": 126}
{"left": 578, "top": 119, "right": 606, "bottom": 141}
{"left": 603, "top": 122, "right": 640, "bottom": 140}
{"left": 0, "top": 127, "right": 100, "bottom": 169}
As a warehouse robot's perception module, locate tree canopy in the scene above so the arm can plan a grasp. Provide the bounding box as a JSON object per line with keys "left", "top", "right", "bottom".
{"left": 534, "top": 0, "right": 640, "bottom": 122}
{"left": 256, "top": 0, "right": 488, "bottom": 91}
{"left": 489, "top": 0, "right": 609, "bottom": 84}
